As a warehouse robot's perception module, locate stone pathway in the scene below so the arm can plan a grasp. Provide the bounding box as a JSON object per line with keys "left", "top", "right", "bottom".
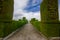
{"left": 4, "top": 23, "right": 47, "bottom": 40}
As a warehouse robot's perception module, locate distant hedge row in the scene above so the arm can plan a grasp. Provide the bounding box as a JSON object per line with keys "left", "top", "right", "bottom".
{"left": 0, "top": 17, "right": 28, "bottom": 37}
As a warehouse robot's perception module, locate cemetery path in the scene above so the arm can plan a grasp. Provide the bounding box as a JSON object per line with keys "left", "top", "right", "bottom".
{"left": 5, "top": 23, "right": 47, "bottom": 40}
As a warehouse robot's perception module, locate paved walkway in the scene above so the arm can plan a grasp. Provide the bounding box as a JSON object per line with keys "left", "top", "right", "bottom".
{"left": 5, "top": 23, "right": 47, "bottom": 40}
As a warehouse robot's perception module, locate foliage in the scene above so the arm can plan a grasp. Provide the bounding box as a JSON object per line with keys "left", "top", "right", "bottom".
{"left": 0, "top": 0, "right": 14, "bottom": 21}
{"left": 0, "top": 0, "right": 14, "bottom": 37}
{"left": 0, "top": 17, "right": 28, "bottom": 37}
{"left": 30, "top": 18, "right": 40, "bottom": 31}
{"left": 39, "top": 0, "right": 59, "bottom": 37}
{"left": 40, "top": 22, "right": 60, "bottom": 37}
{"left": 30, "top": 18, "right": 60, "bottom": 37}
{"left": 40, "top": 0, "right": 59, "bottom": 22}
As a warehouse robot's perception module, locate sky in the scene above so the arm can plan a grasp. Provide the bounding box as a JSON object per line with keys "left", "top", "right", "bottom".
{"left": 13, "top": 0, "right": 60, "bottom": 21}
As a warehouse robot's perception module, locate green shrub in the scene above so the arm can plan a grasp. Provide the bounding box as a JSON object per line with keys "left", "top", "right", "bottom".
{"left": 0, "top": 23, "right": 4, "bottom": 37}
{"left": 30, "top": 19, "right": 60, "bottom": 37}
{"left": 0, "top": 18, "right": 28, "bottom": 37}
{"left": 40, "top": 22, "right": 60, "bottom": 37}
{"left": 0, "top": 0, "right": 14, "bottom": 37}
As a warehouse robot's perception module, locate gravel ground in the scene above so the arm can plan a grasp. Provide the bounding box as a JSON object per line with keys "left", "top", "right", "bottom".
{"left": 5, "top": 23, "right": 47, "bottom": 40}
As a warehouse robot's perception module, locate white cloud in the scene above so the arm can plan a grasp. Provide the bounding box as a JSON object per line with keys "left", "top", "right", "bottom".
{"left": 58, "top": 5, "right": 60, "bottom": 20}
{"left": 14, "top": 0, "right": 28, "bottom": 11}
{"left": 13, "top": 0, "right": 41, "bottom": 21}
{"left": 13, "top": 9, "right": 41, "bottom": 21}
{"left": 13, "top": 0, "right": 60, "bottom": 21}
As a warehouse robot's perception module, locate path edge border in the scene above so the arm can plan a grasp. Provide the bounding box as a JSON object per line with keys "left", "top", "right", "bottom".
{"left": 31, "top": 24, "right": 60, "bottom": 40}
{"left": 3, "top": 24, "right": 26, "bottom": 40}
{"left": 30, "top": 24, "right": 48, "bottom": 40}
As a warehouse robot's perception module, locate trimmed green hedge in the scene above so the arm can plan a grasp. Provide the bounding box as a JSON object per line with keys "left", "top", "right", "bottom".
{"left": 0, "top": 23, "right": 4, "bottom": 37}
{"left": 30, "top": 21, "right": 41, "bottom": 31}
{"left": 0, "top": 0, "right": 14, "bottom": 37}
{"left": 0, "top": 18, "right": 28, "bottom": 37}
{"left": 30, "top": 20, "right": 60, "bottom": 37}
{"left": 40, "top": 0, "right": 59, "bottom": 22}
{"left": 40, "top": 22, "right": 60, "bottom": 37}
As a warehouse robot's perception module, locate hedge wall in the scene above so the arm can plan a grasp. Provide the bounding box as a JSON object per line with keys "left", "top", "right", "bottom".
{"left": 40, "top": 22, "right": 60, "bottom": 37}
{"left": 30, "top": 21, "right": 60, "bottom": 37}
{"left": 40, "top": 0, "right": 59, "bottom": 22}
{"left": 0, "top": 0, "right": 14, "bottom": 37}
{"left": 40, "top": 0, "right": 60, "bottom": 37}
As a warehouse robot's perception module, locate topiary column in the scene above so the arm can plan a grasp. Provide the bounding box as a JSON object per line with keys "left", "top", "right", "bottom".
{"left": 40, "top": 0, "right": 60, "bottom": 37}
{"left": 40, "top": 0, "right": 59, "bottom": 22}
{"left": 0, "top": 0, "right": 14, "bottom": 37}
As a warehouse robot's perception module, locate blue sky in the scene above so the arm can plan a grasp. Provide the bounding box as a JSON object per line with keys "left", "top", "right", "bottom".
{"left": 59, "top": 0, "right": 60, "bottom": 4}
{"left": 24, "top": 0, "right": 42, "bottom": 12}
{"left": 13, "top": 0, "right": 60, "bottom": 21}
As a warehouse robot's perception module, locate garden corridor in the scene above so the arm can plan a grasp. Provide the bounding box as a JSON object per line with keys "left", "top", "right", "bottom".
{"left": 3, "top": 23, "right": 47, "bottom": 40}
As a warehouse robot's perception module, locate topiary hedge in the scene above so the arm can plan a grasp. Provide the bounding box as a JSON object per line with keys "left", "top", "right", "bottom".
{"left": 0, "top": 18, "right": 28, "bottom": 37}
{"left": 40, "top": 0, "right": 59, "bottom": 22}
{"left": 40, "top": 22, "right": 60, "bottom": 37}
{"left": 30, "top": 19, "right": 60, "bottom": 37}
{"left": 0, "top": 0, "right": 14, "bottom": 37}
{"left": 40, "top": 0, "right": 60, "bottom": 37}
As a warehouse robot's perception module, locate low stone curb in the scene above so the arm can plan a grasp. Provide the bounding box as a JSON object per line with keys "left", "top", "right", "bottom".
{"left": 35, "top": 29, "right": 48, "bottom": 40}
{"left": 0, "top": 38, "right": 3, "bottom": 40}
{"left": 3, "top": 29, "right": 20, "bottom": 40}
{"left": 3, "top": 24, "right": 26, "bottom": 40}
{"left": 31, "top": 24, "right": 60, "bottom": 40}
{"left": 34, "top": 27, "right": 60, "bottom": 40}
{"left": 30, "top": 24, "right": 48, "bottom": 40}
{"left": 49, "top": 37, "right": 60, "bottom": 40}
